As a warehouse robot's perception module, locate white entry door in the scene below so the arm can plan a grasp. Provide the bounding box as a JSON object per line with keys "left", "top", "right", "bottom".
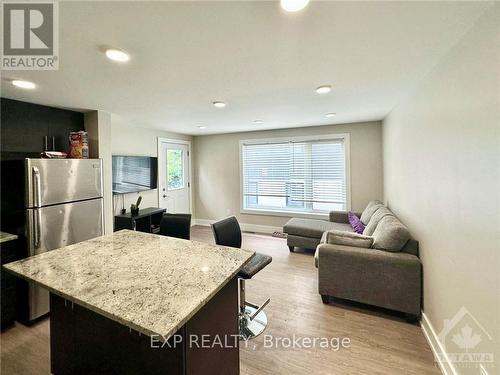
{"left": 158, "top": 140, "right": 191, "bottom": 213}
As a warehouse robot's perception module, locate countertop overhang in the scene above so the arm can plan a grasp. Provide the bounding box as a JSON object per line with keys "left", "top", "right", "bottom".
{"left": 0, "top": 231, "right": 18, "bottom": 244}
{"left": 4, "top": 230, "right": 255, "bottom": 338}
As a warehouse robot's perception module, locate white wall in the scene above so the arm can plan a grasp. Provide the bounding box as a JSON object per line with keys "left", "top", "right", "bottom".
{"left": 383, "top": 5, "right": 499, "bottom": 373}
{"left": 193, "top": 121, "right": 383, "bottom": 230}
{"left": 110, "top": 123, "right": 192, "bottom": 216}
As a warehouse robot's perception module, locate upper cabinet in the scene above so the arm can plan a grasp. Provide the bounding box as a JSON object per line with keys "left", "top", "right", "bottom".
{"left": 0, "top": 98, "right": 84, "bottom": 159}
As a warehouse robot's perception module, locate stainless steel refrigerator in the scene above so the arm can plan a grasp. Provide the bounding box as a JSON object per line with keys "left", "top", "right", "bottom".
{"left": 1, "top": 158, "right": 104, "bottom": 322}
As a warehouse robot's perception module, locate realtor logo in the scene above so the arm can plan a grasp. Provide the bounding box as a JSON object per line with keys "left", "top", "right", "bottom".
{"left": 437, "top": 306, "right": 494, "bottom": 371}
{"left": 2, "top": 1, "right": 59, "bottom": 70}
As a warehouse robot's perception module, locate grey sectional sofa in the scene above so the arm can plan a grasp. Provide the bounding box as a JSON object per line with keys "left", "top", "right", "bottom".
{"left": 283, "top": 201, "right": 422, "bottom": 320}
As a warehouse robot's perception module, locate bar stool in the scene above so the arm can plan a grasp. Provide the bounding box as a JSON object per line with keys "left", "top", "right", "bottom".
{"left": 211, "top": 216, "right": 272, "bottom": 340}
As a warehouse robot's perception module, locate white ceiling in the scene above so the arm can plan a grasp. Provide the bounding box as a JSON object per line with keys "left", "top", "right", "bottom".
{"left": 1, "top": 1, "right": 491, "bottom": 135}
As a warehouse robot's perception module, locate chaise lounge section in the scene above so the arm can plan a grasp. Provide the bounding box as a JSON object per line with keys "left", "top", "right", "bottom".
{"left": 283, "top": 211, "right": 361, "bottom": 252}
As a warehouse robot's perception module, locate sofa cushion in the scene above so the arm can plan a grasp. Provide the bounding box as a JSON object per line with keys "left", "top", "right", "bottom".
{"left": 325, "top": 230, "right": 373, "bottom": 248}
{"left": 363, "top": 206, "right": 393, "bottom": 236}
{"left": 360, "top": 200, "right": 384, "bottom": 225}
{"left": 372, "top": 215, "right": 410, "bottom": 252}
{"left": 283, "top": 218, "right": 353, "bottom": 239}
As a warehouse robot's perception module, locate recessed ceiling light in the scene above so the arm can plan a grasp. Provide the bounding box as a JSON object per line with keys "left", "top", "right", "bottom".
{"left": 105, "top": 49, "right": 130, "bottom": 62}
{"left": 281, "top": 0, "right": 310, "bottom": 12}
{"left": 316, "top": 85, "right": 332, "bottom": 94}
{"left": 12, "top": 80, "right": 36, "bottom": 89}
{"left": 254, "top": 120, "right": 264, "bottom": 124}
{"left": 325, "top": 113, "right": 336, "bottom": 118}
{"left": 212, "top": 101, "right": 226, "bottom": 108}
{"left": 197, "top": 126, "right": 207, "bottom": 129}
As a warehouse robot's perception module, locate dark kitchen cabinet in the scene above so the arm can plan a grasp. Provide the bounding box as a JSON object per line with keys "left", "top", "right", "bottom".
{"left": 0, "top": 98, "right": 84, "bottom": 160}
{"left": 1, "top": 237, "right": 19, "bottom": 329}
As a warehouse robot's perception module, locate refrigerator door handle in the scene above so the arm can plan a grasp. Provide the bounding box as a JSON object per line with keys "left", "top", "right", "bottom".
{"left": 32, "top": 166, "right": 42, "bottom": 208}
{"left": 32, "top": 166, "right": 42, "bottom": 249}
{"left": 33, "top": 208, "right": 41, "bottom": 249}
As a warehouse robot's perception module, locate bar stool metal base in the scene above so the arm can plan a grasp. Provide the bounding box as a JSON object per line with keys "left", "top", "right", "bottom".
{"left": 239, "top": 306, "right": 268, "bottom": 340}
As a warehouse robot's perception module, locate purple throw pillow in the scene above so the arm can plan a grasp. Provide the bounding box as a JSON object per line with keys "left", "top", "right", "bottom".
{"left": 348, "top": 212, "right": 365, "bottom": 234}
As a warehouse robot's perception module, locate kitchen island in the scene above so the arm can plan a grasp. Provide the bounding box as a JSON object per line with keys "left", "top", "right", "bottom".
{"left": 4, "top": 230, "right": 254, "bottom": 375}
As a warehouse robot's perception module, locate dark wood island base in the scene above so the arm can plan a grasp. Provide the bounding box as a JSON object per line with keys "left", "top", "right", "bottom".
{"left": 50, "top": 277, "right": 239, "bottom": 375}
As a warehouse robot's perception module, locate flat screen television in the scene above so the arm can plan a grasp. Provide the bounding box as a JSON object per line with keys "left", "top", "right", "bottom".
{"left": 112, "top": 155, "right": 158, "bottom": 194}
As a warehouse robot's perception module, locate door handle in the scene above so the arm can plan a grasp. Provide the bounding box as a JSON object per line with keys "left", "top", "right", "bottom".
{"left": 33, "top": 208, "right": 41, "bottom": 249}
{"left": 32, "top": 166, "right": 42, "bottom": 249}
{"left": 32, "top": 166, "right": 41, "bottom": 208}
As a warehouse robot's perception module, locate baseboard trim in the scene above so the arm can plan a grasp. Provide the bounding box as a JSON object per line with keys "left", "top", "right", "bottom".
{"left": 193, "top": 218, "right": 282, "bottom": 235}
{"left": 192, "top": 219, "right": 213, "bottom": 227}
{"left": 420, "top": 311, "right": 458, "bottom": 375}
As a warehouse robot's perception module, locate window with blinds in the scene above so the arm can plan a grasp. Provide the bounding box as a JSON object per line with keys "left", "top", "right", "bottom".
{"left": 241, "top": 135, "right": 349, "bottom": 215}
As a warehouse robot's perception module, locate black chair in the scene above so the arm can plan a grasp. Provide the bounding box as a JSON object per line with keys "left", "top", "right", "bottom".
{"left": 211, "top": 216, "right": 272, "bottom": 340}
{"left": 160, "top": 213, "right": 192, "bottom": 240}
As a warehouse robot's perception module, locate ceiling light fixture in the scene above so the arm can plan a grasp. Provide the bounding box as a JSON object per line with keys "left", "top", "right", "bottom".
{"left": 12, "top": 80, "right": 36, "bottom": 89}
{"left": 281, "top": 0, "right": 310, "bottom": 12}
{"left": 105, "top": 48, "right": 130, "bottom": 62}
{"left": 254, "top": 120, "right": 264, "bottom": 124}
{"left": 197, "top": 126, "right": 207, "bottom": 129}
{"left": 325, "top": 113, "right": 336, "bottom": 118}
{"left": 316, "top": 85, "right": 332, "bottom": 94}
{"left": 212, "top": 101, "right": 226, "bottom": 108}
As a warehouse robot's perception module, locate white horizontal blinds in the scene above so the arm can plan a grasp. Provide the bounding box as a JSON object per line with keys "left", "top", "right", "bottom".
{"left": 310, "top": 141, "right": 346, "bottom": 211}
{"left": 242, "top": 137, "right": 346, "bottom": 213}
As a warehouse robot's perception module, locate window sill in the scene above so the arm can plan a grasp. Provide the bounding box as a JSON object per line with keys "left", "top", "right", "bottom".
{"left": 240, "top": 208, "right": 330, "bottom": 220}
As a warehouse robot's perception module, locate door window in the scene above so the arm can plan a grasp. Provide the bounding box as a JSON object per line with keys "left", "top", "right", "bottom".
{"left": 167, "top": 149, "right": 184, "bottom": 190}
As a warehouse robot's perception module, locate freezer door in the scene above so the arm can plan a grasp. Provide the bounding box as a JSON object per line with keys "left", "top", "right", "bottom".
{"left": 25, "top": 159, "right": 103, "bottom": 208}
{"left": 26, "top": 198, "right": 104, "bottom": 320}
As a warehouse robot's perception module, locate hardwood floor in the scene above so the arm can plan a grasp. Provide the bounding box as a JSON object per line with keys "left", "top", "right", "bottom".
{"left": 1, "top": 226, "right": 440, "bottom": 374}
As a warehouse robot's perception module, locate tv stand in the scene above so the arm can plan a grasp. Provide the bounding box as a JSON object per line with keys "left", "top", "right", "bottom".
{"left": 114, "top": 207, "right": 166, "bottom": 234}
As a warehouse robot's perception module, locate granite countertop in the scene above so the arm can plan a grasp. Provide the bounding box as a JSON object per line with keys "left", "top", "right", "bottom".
{"left": 0, "top": 232, "right": 18, "bottom": 244}
{"left": 4, "top": 230, "right": 254, "bottom": 338}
